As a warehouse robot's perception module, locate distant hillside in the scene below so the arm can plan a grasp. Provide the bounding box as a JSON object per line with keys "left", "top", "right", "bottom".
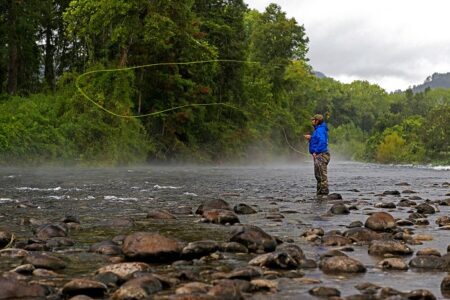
{"left": 412, "top": 72, "right": 450, "bottom": 93}
{"left": 313, "top": 71, "right": 327, "bottom": 78}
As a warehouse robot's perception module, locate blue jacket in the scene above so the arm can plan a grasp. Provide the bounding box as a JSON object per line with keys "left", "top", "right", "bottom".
{"left": 309, "top": 122, "right": 329, "bottom": 154}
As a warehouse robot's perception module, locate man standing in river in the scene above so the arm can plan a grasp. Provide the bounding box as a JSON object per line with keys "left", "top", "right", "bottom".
{"left": 304, "top": 114, "right": 330, "bottom": 196}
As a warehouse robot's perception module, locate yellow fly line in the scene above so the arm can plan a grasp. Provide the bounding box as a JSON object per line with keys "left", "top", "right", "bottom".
{"left": 75, "top": 59, "right": 308, "bottom": 155}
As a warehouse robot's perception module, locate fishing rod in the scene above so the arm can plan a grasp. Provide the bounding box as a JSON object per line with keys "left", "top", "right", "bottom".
{"left": 75, "top": 59, "right": 309, "bottom": 156}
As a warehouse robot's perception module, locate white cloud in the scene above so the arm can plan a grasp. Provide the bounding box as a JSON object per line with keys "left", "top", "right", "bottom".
{"left": 245, "top": 0, "right": 450, "bottom": 91}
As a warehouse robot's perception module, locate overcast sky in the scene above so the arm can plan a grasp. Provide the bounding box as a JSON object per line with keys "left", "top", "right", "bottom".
{"left": 245, "top": 0, "right": 450, "bottom": 92}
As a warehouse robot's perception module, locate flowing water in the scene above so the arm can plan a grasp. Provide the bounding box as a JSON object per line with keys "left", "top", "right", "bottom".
{"left": 0, "top": 161, "right": 449, "bottom": 299}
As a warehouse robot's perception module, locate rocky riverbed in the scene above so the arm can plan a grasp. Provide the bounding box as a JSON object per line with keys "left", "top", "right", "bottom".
{"left": 0, "top": 161, "right": 449, "bottom": 299}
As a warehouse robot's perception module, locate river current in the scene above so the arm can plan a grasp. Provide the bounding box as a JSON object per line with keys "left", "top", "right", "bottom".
{"left": 0, "top": 161, "right": 449, "bottom": 299}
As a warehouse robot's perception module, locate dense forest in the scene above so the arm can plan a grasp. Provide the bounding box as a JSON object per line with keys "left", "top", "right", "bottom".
{"left": 0, "top": 0, "right": 448, "bottom": 165}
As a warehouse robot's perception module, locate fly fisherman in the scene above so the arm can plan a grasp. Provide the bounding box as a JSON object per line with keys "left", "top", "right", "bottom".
{"left": 304, "top": 114, "right": 330, "bottom": 196}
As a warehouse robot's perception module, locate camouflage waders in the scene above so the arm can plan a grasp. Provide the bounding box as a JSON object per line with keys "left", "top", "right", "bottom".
{"left": 314, "top": 152, "right": 330, "bottom": 195}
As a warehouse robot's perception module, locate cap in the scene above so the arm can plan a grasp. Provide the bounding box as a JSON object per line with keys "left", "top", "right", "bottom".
{"left": 311, "top": 114, "right": 324, "bottom": 121}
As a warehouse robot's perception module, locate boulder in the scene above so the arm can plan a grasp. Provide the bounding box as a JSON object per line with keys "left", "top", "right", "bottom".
{"left": 196, "top": 199, "right": 231, "bottom": 215}
{"left": 376, "top": 258, "right": 408, "bottom": 270}
{"left": 111, "top": 275, "right": 162, "bottom": 300}
{"left": 89, "top": 240, "right": 122, "bottom": 256}
{"left": 0, "top": 277, "right": 49, "bottom": 299}
{"left": 24, "top": 253, "right": 66, "bottom": 270}
{"left": 96, "top": 262, "right": 152, "bottom": 280}
{"left": 329, "top": 203, "right": 349, "bottom": 215}
{"left": 35, "top": 223, "right": 68, "bottom": 240}
{"left": 309, "top": 286, "right": 341, "bottom": 297}
{"left": 229, "top": 225, "right": 277, "bottom": 253}
{"left": 202, "top": 209, "right": 240, "bottom": 225}
{"left": 0, "top": 231, "right": 13, "bottom": 248}
{"left": 182, "top": 240, "right": 219, "bottom": 259}
{"left": 409, "top": 256, "right": 446, "bottom": 270}
{"left": 320, "top": 256, "right": 366, "bottom": 273}
{"left": 122, "top": 232, "right": 185, "bottom": 262}
{"left": 62, "top": 279, "right": 108, "bottom": 298}
{"left": 368, "top": 240, "right": 413, "bottom": 256}
{"left": 364, "top": 212, "right": 396, "bottom": 231}
{"left": 233, "top": 204, "right": 257, "bottom": 214}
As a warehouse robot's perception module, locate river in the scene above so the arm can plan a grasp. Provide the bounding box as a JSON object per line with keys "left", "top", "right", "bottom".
{"left": 0, "top": 161, "right": 449, "bottom": 299}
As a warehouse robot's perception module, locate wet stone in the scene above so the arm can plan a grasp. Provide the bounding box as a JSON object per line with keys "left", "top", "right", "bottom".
{"left": 111, "top": 274, "right": 162, "bottom": 300}
{"left": 327, "top": 193, "right": 343, "bottom": 200}
{"left": 0, "top": 277, "right": 49, "bottom": 298}
{"left": 181, "top": 240, "right": 219, "bottom": 259}
{"left": 249, "top": 251, "right": 298, "bottom": 269}
{"left": 32, "top": 268, "right": 60, "bottom": 277}
{"left": 219, "top": 242, "right": 248, "bottom": 253}
{"left": 409, "top": 256, "right": 446, "bottom": 270}
{"left": 207, "top": 279, "right": 247, "bottom": 299}
{"left": 329, "top": 203, "right": 350, "bottom": 215}
{"left": 416, "top": 203, "right": 435, "bottom": 214}
{"left": 229, "top": 225, "right": 277, "bottom": 253}
{"left": 146, "top": 209, "right": 177, "bottom": 219}
{"left": 96, "top": 262, "right": 152, "bottom": 280}
{"left": 62, "top": 279, "right": 108, "bottom": 298}
{"left": 225, "top": 266, "right": 262, "bottom": 280}
{"left": 62, "top": 215, "right": 80, "bottom": 224}
{"left": 347, "top": 221, "right": 363, "bottom": 228}
{"left": 402, "top": 189, "right": 417, "bottom": 194}
{"left": 35, "top": 223, "right": 68, "bottom": 240}
{"left": 233, "top": 203, "right": 257, "bottom": 214}
{"left": 442, "top": 276, "right": 450, "bottom": 293}
{"left": 320, "top": 255, "right": 366, "bottom": 273}
{"left": 175, "top": 282, "right": 211, "bottom": 295}
{"left": 309, "top": 286, "right": 341, "bottom": 297}
{"left": 69, "top": 296, "right": 95, "bottom": 300}
{"left": 250, "top": 279, "right": 278, "bottom": 292}
{"left": 404, "top": 289, "right": 436, "bottom": 300}
{"left": 376, "top": 258, "right": 408, "bottom": 270}
{"left": 368, "top": 240, "right": 413, "bottom": 256}
{"left": 11, "top": 264, "right": 35, "bottom": 274}
{"left": 196, "top": 199, "right": 231, "bottom": 215}
{"left": 122, "top": 232, "right": 185, "bottom": 262}
{"left": 375, "top": 202, "right": 396, "bottom": 209}
{"left": 382, "top": 190, "right": 400, "bottom": 196}
{"left": 398, "top": 199, "right": 417, "bottom": 207}
{"left": 45, "top": 237, "right": 75, "bottom": 249}
{"left": 344, "top": 227, "right": 381, "bottom": 243}
{"left": 0, "top": 231, "right": 13, "bottom": 248}
{"left": 417, "top": 248, "right": 441, "bottom": 257}
{"left": 276, "top": 244, "right": 306, "bottom": 263}
{"left": 202, "top": 209, "right": 240, "bottom": 225}
{"left": 365, "top": 212, "right": 396, "bottom": 232}
{"left": 89, "top": 240, "right": 122, "bottom": 256}
{"left": 396, "top": 219, "right": 414, "bottom": 226}
{"left": 414, "top": 218, "right": 430, "bottom": 226}
{"left": 436, "top": 216, "right": 450, "bottom": 227}
{"left": 322, "top": 235, "right": 353, "bottom": 246}
{"left": 320, "top": 250, "right": 348, "bottom": 260}
{"left": 301, "top": 227, "right": 324, "bottom": 237}
{"left": 94, "top": 272, "right": 121, "bottom": 288}
{"left": 24, "top": 253, "right": 66, "bottom": 270}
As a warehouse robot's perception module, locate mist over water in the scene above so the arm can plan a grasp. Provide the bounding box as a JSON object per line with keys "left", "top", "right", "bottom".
{"left": 0, "top": 161, "right": 449, "bottom": 298}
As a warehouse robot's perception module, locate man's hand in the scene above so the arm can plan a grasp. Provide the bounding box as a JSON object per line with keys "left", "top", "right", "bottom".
{"left": 303, "top": 134, "right": 311, "bottom": 141}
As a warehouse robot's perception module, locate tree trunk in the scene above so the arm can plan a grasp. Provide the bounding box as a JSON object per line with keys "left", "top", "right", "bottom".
{"left": 7, "top": 0, "right": 18, "bottom": 94}
{"left": 44, "top": 23, "right": 55, "bottom": 91}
